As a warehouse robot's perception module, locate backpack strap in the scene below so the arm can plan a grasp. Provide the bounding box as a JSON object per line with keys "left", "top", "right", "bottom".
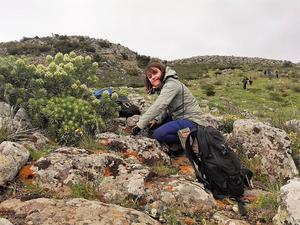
{"left": 185, "top": 128, "right": 209, "bottom": 187}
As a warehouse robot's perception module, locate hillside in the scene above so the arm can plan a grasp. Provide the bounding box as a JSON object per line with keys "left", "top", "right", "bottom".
{"left": 0, "top": 35, "right": 299, "bottom": 225}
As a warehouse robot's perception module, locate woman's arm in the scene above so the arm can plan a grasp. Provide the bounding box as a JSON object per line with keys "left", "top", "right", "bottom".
{"left": 137, "top": 81, "right": 180, "bottom": 129}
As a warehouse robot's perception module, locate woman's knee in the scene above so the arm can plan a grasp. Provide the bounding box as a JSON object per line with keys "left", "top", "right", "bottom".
{"left": 152, "top": 129, "right": 166, "bottom": 142}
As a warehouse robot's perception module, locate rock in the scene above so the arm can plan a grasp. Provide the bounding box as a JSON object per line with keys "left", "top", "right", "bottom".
{"left": 273, "top": 178, "right": 300, "bottom": 225}
{"left": 199, "top": 113, "right": 223, "bottom": 128}
{"left": 18, "top": 131, "right": 51, "bottom": 150}
{"left": 146, "top": 178, "right": 216, "bottom": 215}
{"left": 32, "top": 146, "right": 152, "bottom": 201}
{"left": 228, "top": 119, "right": 298, "bottom": 180}
{"left": 126, "top": 115, "right": 140, "bottom": 127}
{"left": 96, "top": 132, "right": 171, "bottom": 165}
{"left": 213, "top": 212, "right": 250, "bottom": 225}
{"left": 0, "top": 102, "right": 32, "bottom": 132}
{"left": 127, "top": 93, "right": 152, "bottom": 114}
{"left": 0, "top": 218, "right": 13, "bottom": 225}
{"left": 0, "top": 141, "right": 30, "bottom": 185}
{"left": 0, "top": 198, "right": 161, "bottom": 225}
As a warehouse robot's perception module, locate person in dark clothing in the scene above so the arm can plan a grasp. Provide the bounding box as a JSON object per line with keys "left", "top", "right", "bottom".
{"left": 242, "top": 77, "right": 252, "bottom": 90}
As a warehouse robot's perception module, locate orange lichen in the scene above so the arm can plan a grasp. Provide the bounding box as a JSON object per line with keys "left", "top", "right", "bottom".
{"left": 179, "top": 165, "right": 194, "bottom": 175}
{"left": 215, "top": 199, "right": 227, "bottom": 209}
{"left": 184, "top": 217, "right": 195, "bottom": 225}
{"left": 103, "top": 166, "right": 112, "bottom": 177}
{"left": 243, "top": 194, "right": 257, "bottom": 202}
{"left": 17, "top": 165, "right": 34, "bottom": 184}
{"left": 166, "top": 185, "right": 173, "bottom": 192}
{"left": 123, "top": 150, "right": 144, "bottom": 162}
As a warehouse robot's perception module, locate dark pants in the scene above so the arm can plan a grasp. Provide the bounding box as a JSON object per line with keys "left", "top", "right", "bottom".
{"left": 152, "top": 119, "right": 196, "bottom": 144}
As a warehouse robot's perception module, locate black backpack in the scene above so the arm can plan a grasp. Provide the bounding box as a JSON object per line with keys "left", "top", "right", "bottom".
{"left": 116, "top": 96, "right": 141, "bottom": 118}
{"left": 185, "top": 125, "right": 253, "bottom": 216}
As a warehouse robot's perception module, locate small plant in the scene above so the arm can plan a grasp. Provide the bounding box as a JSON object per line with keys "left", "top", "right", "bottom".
{"left": 71, "top": 181, "right": 96, "bottom": 200}
{"left": 201, "top": 83, "right": 216, "bottom": 96}
{"left": 150, "top": 162, "right": 179, "bottom": 177}
{"left": 218, "top": 114, "right": 239, "bottom": 133}
{"left": 265, "top": 84, "right": 275, "bottom": 91}
{"left": 29, "top": 144, "right": 57, "bottom": 161}
{"left": 78, "top": 134, "right": 106, "bottom": 152}
{"left": 112, "top": 194, "right": 145, "bottom": 210}
{"left": 163, "top": 208, "right": 180, "bottom": 225}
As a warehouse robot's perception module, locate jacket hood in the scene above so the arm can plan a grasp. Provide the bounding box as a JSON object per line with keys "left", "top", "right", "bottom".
{"left": 163, "top": 66, "right": 178, "bottom": 81}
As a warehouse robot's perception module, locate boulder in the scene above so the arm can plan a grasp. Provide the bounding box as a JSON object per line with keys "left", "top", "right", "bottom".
{"left": 96, "top": 132, "right": 171, "bottom": 165}
{"left": 0, "top": 102, "right": 31, "bottom": 132}
{"left": 228, "top": 119, "right": 298, "bottom": 180}
{"left": 0, "top": 198, "right": 161, "bottom": 225}
{"left": 32, "top": 147, "right": 151, "bottom": 201}
{"left": 0, "top": 218, "right": 13, "bottom": 225}
{"left": 0, "top": 141, "right": 30, "bottom": 185}
{"left": 273, "top": 178, "right": 300, "bottom": 225}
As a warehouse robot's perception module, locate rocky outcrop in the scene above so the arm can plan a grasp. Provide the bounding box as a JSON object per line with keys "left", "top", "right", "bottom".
{"left": 0, "top": 102, "right": 31, "bottom": 132}
{"left": 170, "top": 55, "right": 292, "bottom": 67}
{"left": 0, "top": 198, "right": 161, "bottom": 225}
{"left": 0, "top": 141, "right": 30, "bottom": 185}
{"left": 0, "top": 218, "right": 13, "bottom": 225}
{"left": 273, "top": 178, "right": 300, "bottom": 225}
{"left": 228, "top": 119, "right": 298, "bottom": 180}
{"left": 96, "top": 132, "right": 171, "bottom": 165}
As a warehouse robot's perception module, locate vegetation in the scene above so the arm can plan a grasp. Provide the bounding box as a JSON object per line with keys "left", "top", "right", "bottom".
{"left": 71, "top": 181, "right": 96, "bottom": 200}
{"left": 0, "top": 52, "right": 120, "bottom": 145}
{"left": 29, "top": 144, "right": 57, "bottom": 161}
{"left": 150, "top": 162, "right": 179, "bottom": 177}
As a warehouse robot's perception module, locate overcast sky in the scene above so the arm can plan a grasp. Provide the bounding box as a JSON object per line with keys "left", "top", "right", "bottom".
{"left": 1, "top": 0, "right": 299, "bottom": 62}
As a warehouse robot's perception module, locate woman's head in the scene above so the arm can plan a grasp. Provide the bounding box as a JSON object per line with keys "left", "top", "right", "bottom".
{"left": 144, "top": 62, "right": 166, "bottom": 94}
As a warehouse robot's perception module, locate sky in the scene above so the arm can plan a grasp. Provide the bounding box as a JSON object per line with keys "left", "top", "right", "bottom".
{"left": 1, "top": 0, "right": 300, "bottom": 62}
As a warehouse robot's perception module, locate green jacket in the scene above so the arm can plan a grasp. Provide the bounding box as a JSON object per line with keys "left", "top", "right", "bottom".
{"left": 137, "top": 67, "right": 209, "bottom": 129}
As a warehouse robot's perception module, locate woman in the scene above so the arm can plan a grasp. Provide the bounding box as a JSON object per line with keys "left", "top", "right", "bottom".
{"left": 132, "top": 61, "right": 209, "bottom": 144}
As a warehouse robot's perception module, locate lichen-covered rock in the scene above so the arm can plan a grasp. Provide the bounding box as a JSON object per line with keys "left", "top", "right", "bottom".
{"left": 144, "top": 177, "right": 216, "bottom": 221}
{"left": 18, "top": 131, "right": 51, "bottom": 150}
{"left": 0, "top": 218, "right": 13, "bottom": 225}
{"left": 0, "top": 198, "right": 161, "bottom": 225}
{"left": 96, "top": 132, "right": 171, "bottom": 165}
{"left": 228, "top": 119, "right": 298, "bottom": 180}
{"left": 0, "top": 141, "right": 30, "bottom": 185}
{"left": 0, "top": 102, "right": 31, "bottom": 131}
{"left": 213, "top": 212, "right": 250, "bottom": 225}
{"left": 127, "top": 92, "right": 152, "bottom": 114}
{"left": 31, "top": 146, "right": 152, "bottom": 201}
{"left": 273, "top": 178, "right": 300, "bottom": 225}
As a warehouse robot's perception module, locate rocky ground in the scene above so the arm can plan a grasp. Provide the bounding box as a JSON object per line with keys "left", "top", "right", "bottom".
{"left": 0, "top": 94, "right": 299, "bottom": 225}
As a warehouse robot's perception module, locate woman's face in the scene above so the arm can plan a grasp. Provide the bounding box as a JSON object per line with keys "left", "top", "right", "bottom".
{"left": 146, "top": 67, "right": 162, "bottom": 88}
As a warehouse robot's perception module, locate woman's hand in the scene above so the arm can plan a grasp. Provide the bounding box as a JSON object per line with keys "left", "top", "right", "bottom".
{"left": 148, "top": 119, "right": 158, "bottom": 128}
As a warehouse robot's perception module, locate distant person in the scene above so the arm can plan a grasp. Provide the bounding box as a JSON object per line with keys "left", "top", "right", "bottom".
{"left": 242, "top": 77, "right": 252, "bottom": 90}
{"left": 275, "top": 70, "right": 279, "bottom": 78}
{"left": 266, "top": 69, "right": 273, "bottom": 79}
{"left": 132, "top": 61, "right": 209, "bottom": 145}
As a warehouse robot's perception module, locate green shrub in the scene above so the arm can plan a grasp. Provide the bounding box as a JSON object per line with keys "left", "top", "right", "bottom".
{"left": 0, "top": 52, "right": 120, "bottom": 145}
{"left": 269, "top": 92, "right": 284, "bottom": 102}
{"left": 265, "top": 84, "right": 274, "bottom": 91}
{"left": 201, "top": 83, "right": 216, "bottom": 96}
{"left": 218, "top": 115, "right": 239, "bottom": 133}
{"left": 42, "top": 96, "right": 103, "bottom": 145}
